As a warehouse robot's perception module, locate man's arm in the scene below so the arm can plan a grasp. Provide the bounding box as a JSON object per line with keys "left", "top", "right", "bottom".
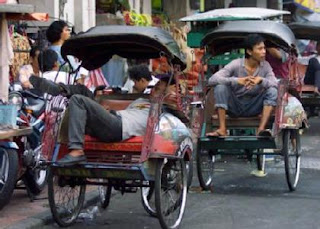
{"left": 208, "top": 60, "right": 239, "bottom": 86}
{"left": 260, "top": 61, "right": 278, "bottom": 88}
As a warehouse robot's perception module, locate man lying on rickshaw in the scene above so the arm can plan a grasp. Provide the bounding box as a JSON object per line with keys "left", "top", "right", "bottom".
{"left": 30, "top": 74, "right": 176, "bottom": 165}
{"left": 206, "top": 34, "right": 278, "bottom": 137}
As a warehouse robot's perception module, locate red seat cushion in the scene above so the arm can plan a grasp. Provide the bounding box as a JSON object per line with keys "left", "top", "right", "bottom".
{"left": 83, "top": 135, "right": 144, "bottom": 152}
{"left": 301, "top": 84, "right": 316, "bottom": 92}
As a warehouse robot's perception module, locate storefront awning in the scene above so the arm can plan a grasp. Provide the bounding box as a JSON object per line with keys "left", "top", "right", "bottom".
{"left": 6, "top": 13, "right": 48, "bottom": 21}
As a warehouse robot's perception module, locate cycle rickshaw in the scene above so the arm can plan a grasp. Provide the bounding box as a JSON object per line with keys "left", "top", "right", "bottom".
{"left": 191, "top": 20, "right": 307, "bottom": 192}
{"left": 289, "top": 21, "right": 320, "bottom": 117}
{"left": 45, "top": 25, "right": 193, "bottom": 229}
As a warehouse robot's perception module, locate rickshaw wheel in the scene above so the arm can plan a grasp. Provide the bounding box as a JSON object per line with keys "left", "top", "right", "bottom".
{"left": 196, "top": 149, "right": 214, "bottom": 190}
{"left": 283, "top": 129, "right": 301, "bottom": 191}
{"left": 48, "top": 168, "right": 86, "bottom": 227}
{"left": 186, "top": 157, "right": 194, "bottom": 189}
{"left": 98, "top": 179, "right": 112, "bottom": 209}
{"left": 155, "top": 159, "right": 187, "bottom": 229}
{"left": 141, "top": 181, "right": 157, "bottom": 217}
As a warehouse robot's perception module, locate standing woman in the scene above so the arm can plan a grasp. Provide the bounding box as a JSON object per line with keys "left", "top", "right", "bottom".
{"left": 46, "top": 20, "right": 87, "bottom": 84}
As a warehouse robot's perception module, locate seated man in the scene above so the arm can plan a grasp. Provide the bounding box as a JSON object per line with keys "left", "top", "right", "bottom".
{"left": 207, "top": 34, "right": 278, "bottom": 137}
{"left": 304, "top": 41, "right": 320, "bottom": 95}
{"left": 38, "top": 49, "right": 76, "bottom": 85}
{"left": 57, "top": 78, "right": 170, "bottom": 165}
{"left": 125, "top": 64, "right": 159, "bottom": 94}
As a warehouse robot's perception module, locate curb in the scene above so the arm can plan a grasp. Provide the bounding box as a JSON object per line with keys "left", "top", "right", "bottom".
{"left": 5, "top": 190, "right": 101, "bottom": 229}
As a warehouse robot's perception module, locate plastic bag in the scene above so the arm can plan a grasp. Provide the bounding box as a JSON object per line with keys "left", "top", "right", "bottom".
{"left": 282, "top": 96, "right": 306, "bottom": 127}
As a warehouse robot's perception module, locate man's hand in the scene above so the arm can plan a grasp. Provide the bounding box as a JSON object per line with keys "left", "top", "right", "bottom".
{"left": 237, "top": 76, "right": 263, "bottom": 90}
{"left": 247, "top": 76, "right": 263, "bottom": 89}
{"left": 237, "top": 76, "right": 250, "bottom": 86}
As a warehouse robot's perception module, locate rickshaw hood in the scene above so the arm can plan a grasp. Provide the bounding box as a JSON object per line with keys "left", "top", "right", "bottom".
{"left": 289, "top": 21, "right": 320, "bottom": 40}
{"left": 201, "top": 20, "right": 297, "bottom": 55}
{"left": 180, "top": 7, "right": 290, "bottom": 22}
{"left": 61, "top": 25, "right": 186, "bottom": 70}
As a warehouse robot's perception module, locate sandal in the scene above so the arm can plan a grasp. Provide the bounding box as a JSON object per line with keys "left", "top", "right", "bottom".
{"left": 206, "top": 130, "right": 226, "bottom": 137}
{"left": 57, "top": 154, "right": 87, "bottom": 166}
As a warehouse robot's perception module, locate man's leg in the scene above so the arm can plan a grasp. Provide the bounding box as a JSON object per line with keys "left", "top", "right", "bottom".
{"left": 258, "top": 87, "right": 278, "bottom": 134}
{"left": 257, "top": 105, "right": 273, "bottom": 133}
{"left": 59, "top": 94, "right": 122, "bottom": 164}
{"left": 207, "top": 85, "right": 230, "bottom": 136}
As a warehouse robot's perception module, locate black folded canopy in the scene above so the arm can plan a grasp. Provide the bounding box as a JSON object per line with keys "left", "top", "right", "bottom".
{"left": 61, "top": 25, "right": 186, "bottom": 70}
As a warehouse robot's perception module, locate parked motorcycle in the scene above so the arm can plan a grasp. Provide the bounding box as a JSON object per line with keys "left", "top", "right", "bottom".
{"left": 0, "top": 87, "right": 48, "bottom": 210}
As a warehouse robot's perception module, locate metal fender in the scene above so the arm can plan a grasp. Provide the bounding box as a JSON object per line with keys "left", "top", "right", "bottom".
{"left": 176, "top": 137, "right": 193, "bottom": 161}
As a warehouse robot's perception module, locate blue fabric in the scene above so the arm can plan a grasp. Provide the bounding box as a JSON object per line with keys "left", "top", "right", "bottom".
{"left": 48, "top": 45, "right": 79, "bottom": 71}
{"left": 101, "top": 56, "right": 126, "bottom": 87}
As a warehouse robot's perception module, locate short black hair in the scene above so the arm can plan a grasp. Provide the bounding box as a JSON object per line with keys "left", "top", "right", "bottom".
{"left": 244, "top": 34, "right": 265, "bottom": 58}
{"left": 38, "top": 49, "right": 58, "bottom": 72}
{"left": 128, "top": 64, "right": 152, "bottom": 81}
{"left": 30, "top": 46, "right": 41, "bottom": 58}
{"left": 46, "top": 20, "right": 68, "bottom": 43}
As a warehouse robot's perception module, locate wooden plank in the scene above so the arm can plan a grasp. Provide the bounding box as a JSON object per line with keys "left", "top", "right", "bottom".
{"left": 0, "top": 127, "right": 32, "bottom": 139}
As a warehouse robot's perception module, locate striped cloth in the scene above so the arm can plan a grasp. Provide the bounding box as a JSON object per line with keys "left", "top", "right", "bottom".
{"left": 85, "top": 68, "right": 109, "bottom": 91}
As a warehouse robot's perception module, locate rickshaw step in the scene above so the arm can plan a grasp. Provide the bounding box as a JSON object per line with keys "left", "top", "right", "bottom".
{"left": 50, "top": 163, "right": 147, "bottom": 180}
{"left": 198, "top": 136, "right": 276, "bottom": 150}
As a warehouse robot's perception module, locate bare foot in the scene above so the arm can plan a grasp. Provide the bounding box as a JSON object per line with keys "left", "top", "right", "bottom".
{"left": 206, "top": 129, "right": 227, "bottom": 137}
{"left": 69, "top": 149, "right": 85, "bottom": 157}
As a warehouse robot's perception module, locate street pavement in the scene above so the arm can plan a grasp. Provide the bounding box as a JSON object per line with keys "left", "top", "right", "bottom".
{"left": 2, "top": 117, "right": 320, "bottom": 229}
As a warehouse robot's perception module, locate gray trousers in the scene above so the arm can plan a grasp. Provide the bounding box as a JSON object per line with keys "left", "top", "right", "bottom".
{"left": 214, "top": 85, "right": 278, "bottom": 117}
{"left": 68, "top": 95, "right": 122, "bottom": 150}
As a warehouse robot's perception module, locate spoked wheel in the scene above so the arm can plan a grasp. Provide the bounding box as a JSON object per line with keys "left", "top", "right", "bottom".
{"left": 48, "top": 168, "right": 86, "bottom": 227}
{"left": 98, "top": 179, "right": 112, "bottom": 209}
{"left": 283, "top": 129, "right": 301, "bottom": 191}
{"left": 196, "top": 149, "right": 214, "bottom": 190}
{"left": 141, "top": 181, "right": 156, "bottom": 217}
{"left": 155, "top": 159, "right": 187, "bottom": 229}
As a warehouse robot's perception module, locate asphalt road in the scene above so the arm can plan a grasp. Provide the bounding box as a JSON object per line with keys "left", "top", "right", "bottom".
{"left": 41, "top": 117, "right": 320, "bottom": 229}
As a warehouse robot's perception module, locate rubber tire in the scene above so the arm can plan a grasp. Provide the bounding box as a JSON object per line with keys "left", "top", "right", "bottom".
{"left": 99, "top": 183, "right": 112, "bottom": 209}
{"left": 283, "top": 129, "right": 301, "bottom": 191}
{"left": 196, "top": 149, "right": 214, "bottom": 191}
{"left": 155, "top": 159, "right": 187, "bottom": 229}
{"left": 186, "top": 159, "right": 193, "bottom": 189}
{"left": 0, "top": 148, "right": 18, "bottom": 210}
{"left": 141, "top": 182, "right": 157, "bottom": 217}
{"left": 23, "top": 167, "right": 48, "bottom": 196}
{"left": 48, "top": 168, "right": 86, "bottom": 227}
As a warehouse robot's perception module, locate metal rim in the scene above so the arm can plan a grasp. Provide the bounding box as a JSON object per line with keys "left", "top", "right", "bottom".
{"left": 284, "top": 130, "right": 301, "bottom": 191}
{"left": 197, "top": 149, "right": 214, "bottom": 189}
{"left": 156, "top": 159, "right": 187, "bottom": 229}
{"left": 141, "top": 181, "right": 157, "bottom": 217}
{"left": 48, "top": 172, "right": 86, "bottom": 227}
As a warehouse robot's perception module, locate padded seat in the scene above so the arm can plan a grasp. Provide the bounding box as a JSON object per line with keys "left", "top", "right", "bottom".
{"left": 83, "top": 135, "right": 144, "bottom": 152}
{"left": 301, "top": 84, "right": 316, "bottom": 93}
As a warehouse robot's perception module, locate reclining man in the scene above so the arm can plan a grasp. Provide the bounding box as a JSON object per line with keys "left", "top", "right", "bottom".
{"left": 30, "top": 74, "right": 173, "bottom": 165}
{"left": 207, "top": 34, "right": 278, "bottom": 137}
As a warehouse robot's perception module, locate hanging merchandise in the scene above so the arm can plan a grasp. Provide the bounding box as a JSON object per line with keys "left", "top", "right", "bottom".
{"left": 0, "top": 17, "right": 14, "bottom": 103}
{"left": 9, "top": 25, "right": 31, "bottom": 82}
{"left": 123, "top": 11, "right": 152, "bottom": 26}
